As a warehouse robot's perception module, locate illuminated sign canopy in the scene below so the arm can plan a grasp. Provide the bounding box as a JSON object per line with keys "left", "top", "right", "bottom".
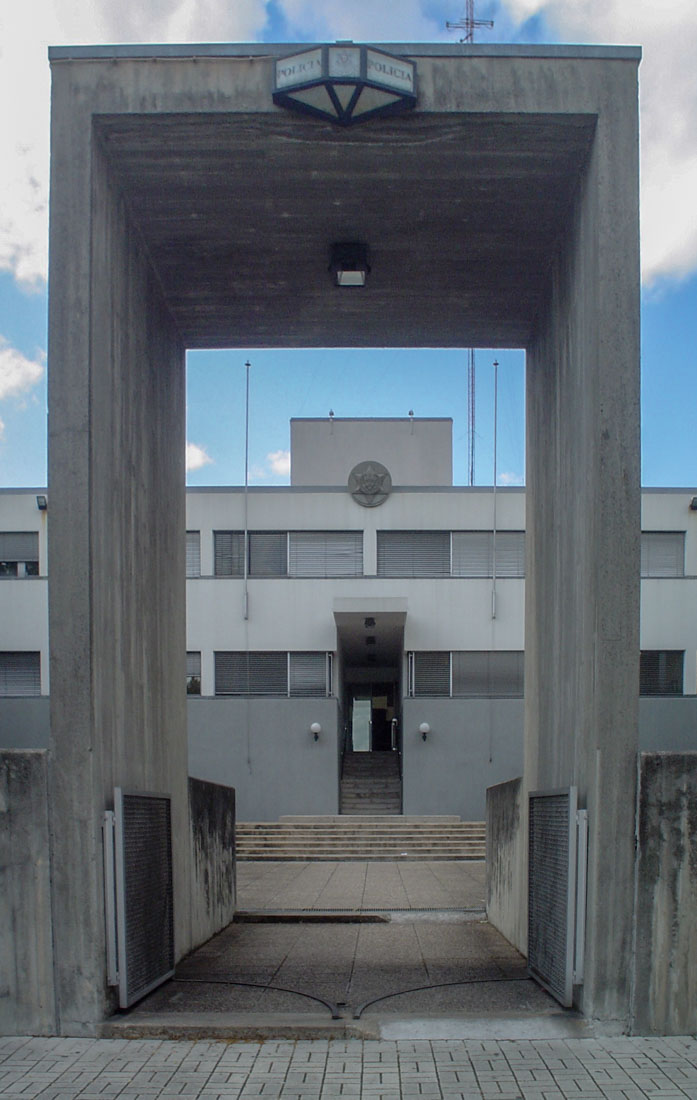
{"left": 273, "top": 45, "right": 417, "bottom": 126}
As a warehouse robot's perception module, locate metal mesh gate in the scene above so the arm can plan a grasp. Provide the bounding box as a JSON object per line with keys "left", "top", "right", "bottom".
{"left": 103, "top": 788, "right": 175, "bottom": 1009}
{"left": 528, "top": 786, "right": 586, "bottom": 1008}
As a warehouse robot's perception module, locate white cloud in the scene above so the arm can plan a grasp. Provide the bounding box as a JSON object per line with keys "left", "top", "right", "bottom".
{"left": 278, "top": 0, "right": 441, "bottom": 42}
{"left": 0, "top": 414, "right": 4, "bottom": 440}
{"left": 0, "top": 0, "right": 268, "bottom": 288}
{"left": 186, "top": 441, "right": 213, "bottom": 471}
{"left": 0, "top": 336, "right": 44, "bottom": 400}
{"left": 267, "top": 449, "right": 291, "bottom": 476}
{"left": 1, "top": 1, "right": 696, "bottom": 289}
{"left": 249, "top": 449, "right": 291, "bottom": 482}
{"left": 499, "top": 471, "right": 525, "bottom": 486}
{"left": 502, "top": 0, "right": 697, "bottom": 285}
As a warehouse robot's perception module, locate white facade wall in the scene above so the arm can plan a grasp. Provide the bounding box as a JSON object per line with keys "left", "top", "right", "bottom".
{"left": 2, "top": 487, "right": 697, "bottom": 693}
{"left": 290, "top": 418, "right": 453, "bottom": 487}
{"left": 2, "top": 484, "right": 696, "bottom": 817}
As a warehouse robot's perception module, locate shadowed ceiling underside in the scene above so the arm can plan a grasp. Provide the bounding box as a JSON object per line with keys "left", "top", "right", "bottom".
{"left": 95, "top": 110, "right": 596, "bottom": 348}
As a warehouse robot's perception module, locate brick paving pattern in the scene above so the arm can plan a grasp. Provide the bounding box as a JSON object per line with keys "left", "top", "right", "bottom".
{"left": 2, "top": 1036, "right": 697, "bottom": 1100}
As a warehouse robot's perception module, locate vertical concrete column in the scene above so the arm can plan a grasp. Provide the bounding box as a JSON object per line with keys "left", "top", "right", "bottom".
{"left": 47, "top": 69, "right": 190, "bottom": 1034}
{"left": 525, "top": 64, "right": 641, "bottom": 1021}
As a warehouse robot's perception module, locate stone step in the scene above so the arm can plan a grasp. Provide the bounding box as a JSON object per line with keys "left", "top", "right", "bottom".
{"left": 277, "top": 815, "right": 463, "bottom": 824}
{"left": 237, "top": 813, "right": 486, "bottom": 861}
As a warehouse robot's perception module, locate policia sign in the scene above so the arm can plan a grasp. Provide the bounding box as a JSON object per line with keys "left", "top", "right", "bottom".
{"left": 273, "top": 45, "right": 417, "bottom": 126}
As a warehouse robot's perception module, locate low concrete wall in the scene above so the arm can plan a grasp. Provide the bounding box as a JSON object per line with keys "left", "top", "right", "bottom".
{"left": 0, "top": 750, "right": 55, "bottom": 1034}
{"left": 486, "top": 776, "right": 527, "bottom": 955}
{"left": 402, "top": 699, "right": 524, "bottom": 819}
{"left": 633, "top": 752, "right": 697, "bottom": 1035}
{"left": 188, "top": 697, "right": 339, "bottom": 820}
{"left": 188, "top": 778, "right": 236, "bottom": 948}
{"left": 0, "top": 698, "right": 50, "bottom": 749}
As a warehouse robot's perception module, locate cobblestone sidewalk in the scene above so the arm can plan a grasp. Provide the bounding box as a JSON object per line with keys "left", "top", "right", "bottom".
{"left": 2, "top": 1035, "right": 697, "bottom": 1099}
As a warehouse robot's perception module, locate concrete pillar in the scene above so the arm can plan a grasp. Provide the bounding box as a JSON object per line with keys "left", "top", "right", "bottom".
{"left": 47, "top": 68, "right": 189, "bottom": 1034}
{"left": 524, "top": 61, "right": 641, "bottom": 1022}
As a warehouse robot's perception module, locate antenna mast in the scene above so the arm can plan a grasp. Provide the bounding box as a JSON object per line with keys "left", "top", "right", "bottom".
{"left": 467, "top": 348, "right": 476, "bottom": 485}
{"left": 446, "top": 0, "right": 494, "bottom": 43}
{"left": 447, "top": 5, "right": 493, "bottom": 485}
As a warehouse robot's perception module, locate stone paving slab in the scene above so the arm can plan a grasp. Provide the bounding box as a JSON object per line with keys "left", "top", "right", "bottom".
{"left": 122, "top": 915, "right": 552, "bottom": 1023}
{"left": 236, "top": 862, "right": 486, "bottom": 913}
{"left": 2, "top": 1037, "right": 697, "bottom": 1099}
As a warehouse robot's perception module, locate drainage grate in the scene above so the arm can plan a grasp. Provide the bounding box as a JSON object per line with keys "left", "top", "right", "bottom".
{"left": 528, "top": 786, "right": 577, "bottom": 1008}
{"left": 104, "top": 788, "right": 175, "bottom": 1009}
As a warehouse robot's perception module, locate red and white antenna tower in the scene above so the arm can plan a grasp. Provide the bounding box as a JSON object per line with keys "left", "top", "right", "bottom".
{"left": 446, "top": 1, "right": 494, "bottom": 43}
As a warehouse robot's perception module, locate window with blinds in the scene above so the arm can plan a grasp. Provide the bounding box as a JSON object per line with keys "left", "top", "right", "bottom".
{"left": 214, "top": 531, "right": 244, "bottom": 576}
{"left": 214, "top": 652, "right": 331, "bottom": 696}
{"left": 640, "top": 650, "right": 683, "bottom": 695}
{"left": 451, "top": 531, "right": 525, "bottom": 577}
{"left": 288, "top": 531, "right": 363, "bottom": 577}
{"left": 410, "top": 651, "right": 451, "bottom": 696}
{"left": 0, "top": 531, "right": 39, "bottom": 577}
{"left": 186, "top": 652, "right": 201, "bottom": 695}
{"left": 452, "top": 651, "right": 524, "bottom": 696}
{"left": 0, "top": 652, "right": 41, "bottom": 696}
{"left": 248, "top": 532, "right": 288, "bottom": 576}
{"left": 377, "top": 531, "right": 450, "bottom": 576}
{"left": 186, "top": 532, "right": 201, "bottom": 578}
{"left": 289, "top": 652, "right": 330, "bottom": 696}
{"left": 640, "top": 532, "right": 684, "bottom": 577}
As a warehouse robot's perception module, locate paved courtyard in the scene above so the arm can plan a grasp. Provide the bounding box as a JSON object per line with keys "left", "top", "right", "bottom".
{"left": 235, "top": 860, "right": 487, "bottom": 913}
{"left": 2, "top": 1035, "right": 697, "bottom": 1099}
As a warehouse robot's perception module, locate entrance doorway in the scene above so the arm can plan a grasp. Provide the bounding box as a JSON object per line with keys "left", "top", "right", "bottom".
{"left": 350, "top": 682, "right": 398, "bottom": 752}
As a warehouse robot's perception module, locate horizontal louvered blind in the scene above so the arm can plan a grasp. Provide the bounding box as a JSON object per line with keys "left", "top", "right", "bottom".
{"left": 640, "top": 532, "right": 684, "bottom": 577}
{"left": 452, "top": 532, "right": 491, "bottom": 576}
{"left": 451, "top": 531, "right": 525, "bottom": 576}
{"left": 186, "top": 652, "right": 201, "bottom": 677}
{"left": 377, "top": 531, "right": 450, "bottom": 576}
{"left": 412, "top": 651, "right": 451, "bottom": 696}
{"left": 289, "top": 531, "right": 362, "bottom": 577}
{"left": 494, "top": 532, "right": 525, "bottom": 577}
{"left": 452, "top": 651, "right": 524, "bottom": 696}
{"left": 215, "top": 652, "right": 288, "bottom": 695}
{"left": 248, "top": 532, "right": 287, "bottom": 576}
{"left": 0, "top": 531, "right": 38, "bottom": 562}
{"left": 214, "top": 531, "right": 244, "bottom": 576}
{"left": 289, "top": 652, "right": 327, "bottom": 696}
{"left": 640, "top": 650, "right": 683, "bottom": 695}
{"left": 0, "top": 652, "right": 41, "bottom": 696}
{"left": 186, "top": 531, "right": 201, "bottom": 577}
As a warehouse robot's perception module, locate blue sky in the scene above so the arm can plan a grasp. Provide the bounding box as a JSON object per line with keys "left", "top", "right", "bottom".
{"left": 1, "top": 0, "right": 696, "bottom": 489}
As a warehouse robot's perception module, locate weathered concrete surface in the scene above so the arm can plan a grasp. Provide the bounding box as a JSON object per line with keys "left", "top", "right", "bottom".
{"left": 0, "top": 751, "right": 55, "bottom": 1034}
{"left": 486, "top": 778, "right": 526, "bottom": 955}
{"left": 46, "top": 43, "right": 641, "bottom": 1032}
{"left": 524, "top": 53, "right": 641, "bottom": 1024}
{"left": 48, "top": 65, "right": 188, "bottom": 1034}
{"left": 188, "top": 779, "right": 236, "bottom": 949}
{"left": 188, "top": 698, "right": 339, "bottom": 820}
{"left": 633, "top": 753, "right": 697, "bottom": 1035}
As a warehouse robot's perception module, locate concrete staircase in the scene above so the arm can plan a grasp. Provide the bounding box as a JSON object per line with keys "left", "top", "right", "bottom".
{"left": 340, "top": 751, "right": 402, "bottom": 815}
{"left": 235, "top": 815, "right": 486, "bottom": 861}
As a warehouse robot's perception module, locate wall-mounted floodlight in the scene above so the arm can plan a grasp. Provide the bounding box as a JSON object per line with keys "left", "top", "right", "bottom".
{"left": 329, "top": 242, "right": 370, "bottom": 287}
{"left": 36, "top": 495, "right": 48, "bottom": 511}
{"left": 310, "top": 722, "right": 322, "bottom": 742}
{"left": 419, "top": 722, "right": 430, "bottom": 741}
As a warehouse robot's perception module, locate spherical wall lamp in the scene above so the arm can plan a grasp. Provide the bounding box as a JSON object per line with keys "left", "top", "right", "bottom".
{"left": 310, "top": 722, "right": 322, "bottom": 742}
{"left": 419, "top": 722, "right": 430, "bottom": 742}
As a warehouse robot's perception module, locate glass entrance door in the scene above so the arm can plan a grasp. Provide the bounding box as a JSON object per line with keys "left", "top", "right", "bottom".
{"left": 349, "top": 683, "right": 398, "bottom": 751}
